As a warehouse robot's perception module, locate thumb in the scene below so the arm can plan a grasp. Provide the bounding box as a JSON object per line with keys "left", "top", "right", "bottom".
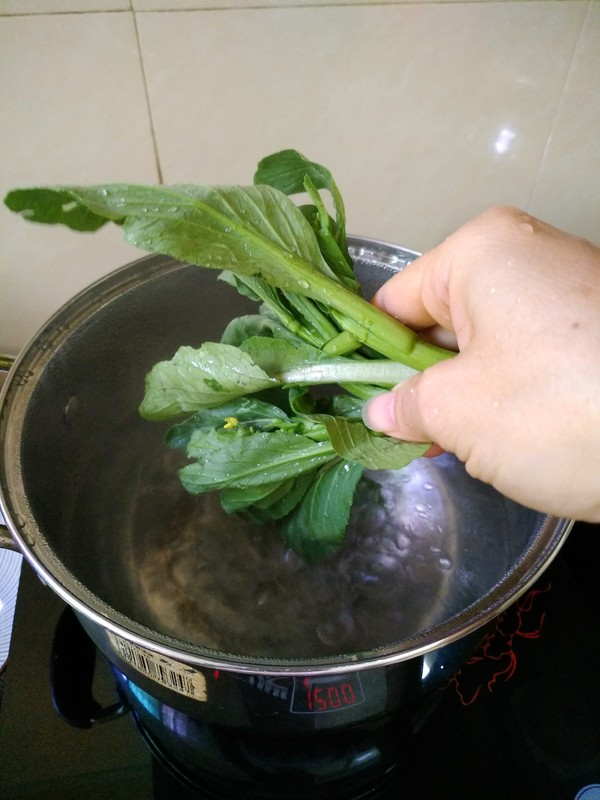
{"left": 362, "top": 373, "right": 430, "bottom": 443}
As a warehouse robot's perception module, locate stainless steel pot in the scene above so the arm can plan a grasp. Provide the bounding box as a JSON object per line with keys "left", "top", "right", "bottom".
{"left": 0, "top": 237, "right": 572, "bottom": 732}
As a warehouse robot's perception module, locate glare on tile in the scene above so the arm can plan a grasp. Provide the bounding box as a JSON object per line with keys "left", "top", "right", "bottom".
{"left": 493, "top": 127, "right": 516, "bottom": 156}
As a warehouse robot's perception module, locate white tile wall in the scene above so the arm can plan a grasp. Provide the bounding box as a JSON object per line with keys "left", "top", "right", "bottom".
{"left": 1, "top": 1, "right": 599, "bottom": 355}
{"left": 528, "top": 1, "right": 600, "bottom": 233}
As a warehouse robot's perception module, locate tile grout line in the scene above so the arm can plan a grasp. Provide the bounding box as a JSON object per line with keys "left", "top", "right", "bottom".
{"left": 132, "top": 9, "right": 164, "bottom": 184}
{"left": 525, "top": 0, "right": 591, "bottom": 211}
{"left": 0, "top": 2, "right": 554, "bottom": 17}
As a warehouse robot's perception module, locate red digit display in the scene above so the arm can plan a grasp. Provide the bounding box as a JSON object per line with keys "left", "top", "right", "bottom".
{"left": 291, "top": 675, "right": 364, "bottom": 714}
{"left": 342, "top": 683, "right": 356, "bottom": 704}
{"left": 328, "top": 686, "right": 341, "bottom": 708}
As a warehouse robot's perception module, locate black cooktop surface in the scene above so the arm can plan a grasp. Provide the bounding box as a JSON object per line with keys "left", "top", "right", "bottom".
{"left": 1, "top": 523, "right": 599, "bottom": 800}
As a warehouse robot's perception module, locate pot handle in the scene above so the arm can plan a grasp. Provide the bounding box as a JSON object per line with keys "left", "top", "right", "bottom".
{"left": 51, "top": 605, "right": 129, "bottom": 728}
{"left": 0, "top": 498, "right": 20, "bottom": 553}
{"left": 0, "top": 522, "right": 20, "bottom": 552}
{"left": 0, "top": 356, "right": 20, "bottom": 552}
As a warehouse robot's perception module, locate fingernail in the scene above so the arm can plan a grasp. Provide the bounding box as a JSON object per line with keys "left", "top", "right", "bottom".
{"left": 362, "top": 391, "right": 397, "bottom": 432}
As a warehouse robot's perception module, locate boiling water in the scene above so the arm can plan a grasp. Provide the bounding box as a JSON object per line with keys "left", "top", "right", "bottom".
{"left": 126, "top": 451, "right": 461, "bottom": 659}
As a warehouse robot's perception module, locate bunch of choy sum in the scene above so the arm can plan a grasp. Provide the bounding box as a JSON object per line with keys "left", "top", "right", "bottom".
{"left": 4, "top": 149, "right": 452, "bottom": 562}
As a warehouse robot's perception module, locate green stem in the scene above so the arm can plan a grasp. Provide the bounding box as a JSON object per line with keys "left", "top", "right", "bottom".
{"left": 240, "top": 236, "right": 451, "bottom": 369}
{"left": 327, "top": 300, "right": 451, "bottom": 370}
{"left": 322, "top": 330, "right": 361, "bottom": 356}
{"left": 281, "top": 291, "right": 339, "bottom": 344}
{"left": 240, "top": 279, "right": 326, "bottom": 348}
{"left": 280, "top": 360, "right": 418, "bottom": 387}
{"left": 338, "top": 382, "right": 383, "bottom": 400}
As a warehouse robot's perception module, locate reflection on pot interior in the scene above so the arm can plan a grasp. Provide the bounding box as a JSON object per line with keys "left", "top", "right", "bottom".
{"left": 106, "top": 447, "right": 515, "bottom": 660}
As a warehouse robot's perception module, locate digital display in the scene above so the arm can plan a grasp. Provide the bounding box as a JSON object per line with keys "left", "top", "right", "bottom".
{"left": 291, "top": 674, "right": 364, "bottom": 714}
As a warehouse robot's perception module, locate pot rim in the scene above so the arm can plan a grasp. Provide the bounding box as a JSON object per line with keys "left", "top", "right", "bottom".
{"left": 1, "top": 510, "right": 572, "bottom": 676}
{"left": 0, "top": 238, "right": 573, "bottom": 676}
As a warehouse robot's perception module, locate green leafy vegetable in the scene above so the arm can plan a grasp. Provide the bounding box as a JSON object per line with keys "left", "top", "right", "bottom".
{"left": 280, "top": 460, "right": 365, "bottom": 563}
{"left": 313, "top": 415, "right": 430, "bottom": 470}
{"left": 4, "top": 149, "right": 454, "bottom": 561}
{"left": 139, "top": 343, "right": 276, "bottom": 419}
{"left": 180, "top": 428, "right": 337, "bottom": 492}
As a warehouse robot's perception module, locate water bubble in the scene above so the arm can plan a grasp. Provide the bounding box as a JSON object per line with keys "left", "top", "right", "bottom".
{"left": 63, "top": 395, "right": 80, "bottom": 425}
{"left": 316, "top": 610, "right": 355, "bottom": 647}
{"left": 358, "top": 571, "right": 379, "bottom": 585}
{"left": 373, "top": 554, "right": 399, "bottom": 572}
{"left": 298, "top": 280, "right": 309, "bottom": 290}
{"left": 255, "top": 588, "right": 271, "bottom": 607}
{"left": 438, "top": 557, "right": 453, "bottom": 570}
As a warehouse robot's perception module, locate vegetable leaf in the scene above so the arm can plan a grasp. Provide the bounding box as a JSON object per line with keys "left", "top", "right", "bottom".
{"left": 5, "top": 182, "right": 343, "bottom": 296}
{"left": 254, "top": 150, "right": 346, "bottom": 243}
{"left": 246, "top": 472, "right": 315, "bottom": 520}
{"left": 301, "top": 175, "right": 359, "bottom": 292}
{"left": 254, "top": 150, "right": 335, "bottom": 197}
{"left": 315, "top": 415, "right": 430, "bottom": 469}
{"left": 239, "top": 336, "right": 325, "bottom": 376}
{"left": 280, "top": 460, "right": 364, "bottom": 563}
{"left": 4, "top": 188, "right": 110, "bottom": 231}
{"left": 220, "top": 313, "right": 306, "bottom": 348}
{"left": 165, "top": 397, "right": 295, "bottom": 449}
{"left": 139, "top": 343, "right": 275, "bottom": 419}
{"left": 180, "top": 428, "right": 337, "bottom": 492}
{"left": 254, "top": 150, "right": 357, "bottom": 291}
{"left": 220, "top": 479, "right": 294, "bottom": 514}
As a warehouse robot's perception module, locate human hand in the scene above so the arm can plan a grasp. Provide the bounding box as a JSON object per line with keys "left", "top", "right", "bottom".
{"left": 362, "top": 206, "right": 600, "bottom": 522}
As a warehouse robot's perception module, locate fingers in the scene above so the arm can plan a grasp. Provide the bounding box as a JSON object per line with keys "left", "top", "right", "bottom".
{"left": 371, "top": 227, "right": 467, "bottom": 343}
{"left": 362, "top": 373, "right": 427, "bottom": 442}
{"left": 372, "top": 260, "right": 435, "bottom": 329}
{"left": 372, "top": 248, "right": 450, "bottom": 331}
{"left": 371, "top": 206, "right": 539, "bottom": 337}
{"left": 362, "top": 355, "right": 486, "bottom": 465}
{"left": 362, "top": 357, "right": 464, "bottom": 445}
